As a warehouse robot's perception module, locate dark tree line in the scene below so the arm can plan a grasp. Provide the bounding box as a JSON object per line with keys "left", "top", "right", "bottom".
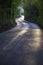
{"left": 0, "top": 0, "right": 21, "bottom": 31}
{"left": 24, "top": 0, "right": 43, "bottom": 29}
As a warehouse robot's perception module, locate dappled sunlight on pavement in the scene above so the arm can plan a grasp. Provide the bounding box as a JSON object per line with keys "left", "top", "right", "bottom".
{"left": 0, "top": 28, "right": 42, "bottom": 65}
{"left": 0, "top": 16, "right": 43, "bottom": 65}
{"left": 28, "top": 29, "right": 41, "bottom": 51}
{"left": 3, "top": 29, "right": 28, "bottom": 50}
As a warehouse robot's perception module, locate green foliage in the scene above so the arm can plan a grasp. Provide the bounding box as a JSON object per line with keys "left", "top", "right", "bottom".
{"left": 0, "top": 0, "right": 11, "bottom": 8}
{"left": 0, "top": 0, "right": 21, "bottom": 31}
{"left": 24, "top": 0, "right": 43, "bottom": 29}
{"left": 24, "top": 4, "right": 39, "bottom": 21}
{"left": 14, "top": 8, "right": 21, "bottom": 18}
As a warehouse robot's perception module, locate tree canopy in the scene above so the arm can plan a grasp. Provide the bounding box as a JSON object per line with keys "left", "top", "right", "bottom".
{"left": 0, "top": 0, "right": 21, "bottom": 31}
{"left": 24, "top": 0, "right": 43, "bottom": 28}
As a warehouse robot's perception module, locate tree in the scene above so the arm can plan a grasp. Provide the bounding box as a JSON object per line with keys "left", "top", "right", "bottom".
{"left": 24, "top": 0, "right": 43, "bottom": 29}
{"left": 0, "top": 0, "right": 21, "bottom": 31}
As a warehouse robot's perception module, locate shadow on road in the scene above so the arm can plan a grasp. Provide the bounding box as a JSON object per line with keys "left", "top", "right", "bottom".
{"left": 0, "top": 24, "right": 43, "bottom": 65}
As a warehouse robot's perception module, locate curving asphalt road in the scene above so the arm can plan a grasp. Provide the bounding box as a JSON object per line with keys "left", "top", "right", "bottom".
{"left": 0, "top": 16, "right": 43, "bottom": 65}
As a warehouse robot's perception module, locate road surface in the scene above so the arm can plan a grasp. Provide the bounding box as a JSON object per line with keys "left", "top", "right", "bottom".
{"left": 0, "top": 16, "right": 43, "bottom": 65}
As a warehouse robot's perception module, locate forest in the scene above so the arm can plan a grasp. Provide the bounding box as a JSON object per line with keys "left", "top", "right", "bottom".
{"left": 0, "top": 0, "right": 43, "bottom": 32}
